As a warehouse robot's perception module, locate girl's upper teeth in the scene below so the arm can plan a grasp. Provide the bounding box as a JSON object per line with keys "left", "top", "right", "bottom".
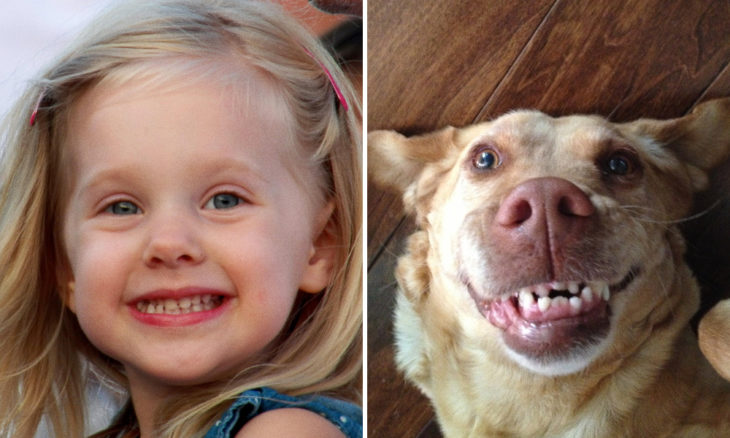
{"left": 135, "top": 294, "right": 220, "bottom": 314}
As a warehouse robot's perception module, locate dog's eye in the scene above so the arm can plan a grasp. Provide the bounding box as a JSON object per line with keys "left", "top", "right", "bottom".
{"left": 473, "top": 148, "right": 500, "bottom": 170}
{"left": 605, "top": 153, "right": 634, "bottom": 176}
{"left": 599, "top": 148, "right": 642, "bottom": 183}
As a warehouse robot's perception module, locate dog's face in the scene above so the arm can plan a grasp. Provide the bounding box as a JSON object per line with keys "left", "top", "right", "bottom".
{"left": 370, "top": 99, "right": 730, "bottom": 376}
{"left": 420, "top": 111, "right": 696, "bottom": 375}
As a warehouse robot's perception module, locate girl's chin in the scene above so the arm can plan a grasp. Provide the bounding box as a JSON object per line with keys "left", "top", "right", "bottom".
{"left": 121, "top": 350, "right": 262, "bottom": 391}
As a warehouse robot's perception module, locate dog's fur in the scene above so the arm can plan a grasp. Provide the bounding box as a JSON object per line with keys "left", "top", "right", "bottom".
{"left": 369, "top": 98, "right": 730, "bottom": 437}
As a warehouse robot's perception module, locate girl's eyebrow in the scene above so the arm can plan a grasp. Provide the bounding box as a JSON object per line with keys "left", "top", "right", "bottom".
{"left": 197, "top": 158, "right": 271, "bottom": 184}
{"left": 74, "top": 167, "right": 135, "bottom": 196}
{"left": 74, "top": 158, "right": 271, "bottom": 197}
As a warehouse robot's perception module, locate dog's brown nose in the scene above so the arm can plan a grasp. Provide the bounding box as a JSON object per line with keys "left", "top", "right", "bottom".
{"left": 496, "top": 177, "right": 595, "bottom": 242}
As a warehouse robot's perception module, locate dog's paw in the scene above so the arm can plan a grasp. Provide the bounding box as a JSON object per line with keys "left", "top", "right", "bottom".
{"left": 699, "top": 299, "right": 730, "bottom": 381}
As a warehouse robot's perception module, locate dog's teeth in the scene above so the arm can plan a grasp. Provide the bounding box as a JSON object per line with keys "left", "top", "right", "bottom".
{"left": 568, "top": 281, "right": 580, "bottom": 294}
{"left": 519, "top": 290, "right": 535, "bottom": 308}
{"left": 552, "top": 296, "right": 568, "bottom": 307}
{"left": 551, "top": 281, "right": 566, "bottom": 291}
{"left": 512, "top": 280, "right": 612, "bottom": 314}
{"left": 569, "top": 296, "right": 582, "bottom": 312}
{"left": 581, "top": 286, "right": 593, "bottom": 302}
{"left": 537, "top": 296, "right": 551, "bottom": 312}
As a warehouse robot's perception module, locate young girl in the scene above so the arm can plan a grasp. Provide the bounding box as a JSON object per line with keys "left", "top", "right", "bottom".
{"left": 0, "top": 1, "right": 362, "bottom": 437}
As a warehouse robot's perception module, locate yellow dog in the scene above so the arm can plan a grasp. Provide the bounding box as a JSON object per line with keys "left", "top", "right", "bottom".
{"left": 370, "top": 99, "right": 730, "bottom": 437}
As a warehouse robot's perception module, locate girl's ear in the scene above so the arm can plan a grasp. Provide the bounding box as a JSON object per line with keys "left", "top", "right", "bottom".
{"left": 63, "top": 280, "right": 77, "bottom": 314}
{"left": 299, "top": 200, "right": 338, "bottom": 294}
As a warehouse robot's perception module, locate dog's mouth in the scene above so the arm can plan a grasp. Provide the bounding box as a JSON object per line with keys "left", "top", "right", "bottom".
{"left": 477, "top": 266, "right": 640, "bottom": 367}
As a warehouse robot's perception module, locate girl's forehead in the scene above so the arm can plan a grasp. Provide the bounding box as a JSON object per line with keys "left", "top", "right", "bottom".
{"left": 67, "top": 58, "right": 296, "bottom": 159}
{"left": 81, "top": 57, "right": 291, "bottom": 123}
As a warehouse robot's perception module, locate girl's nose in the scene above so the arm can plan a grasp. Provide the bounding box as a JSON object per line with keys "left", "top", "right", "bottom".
{"left": 143, "top": 216, "right": 205, "bottom": 268}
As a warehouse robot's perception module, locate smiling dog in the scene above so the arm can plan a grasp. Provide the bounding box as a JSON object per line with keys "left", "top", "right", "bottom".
{"left": 369, "top": 99, "right": 730, "bottom": 437}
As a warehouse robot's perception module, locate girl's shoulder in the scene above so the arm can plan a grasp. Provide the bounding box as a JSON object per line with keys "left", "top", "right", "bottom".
{"left": 232, "top": 406, "right": 345, "bottom": 438}
{"left": 204, "top": 387, "right": 362, "bottom": 438}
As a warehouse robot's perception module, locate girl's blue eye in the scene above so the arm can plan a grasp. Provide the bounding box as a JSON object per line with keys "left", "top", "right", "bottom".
{"left": 105, "top": 201, "right": 140, "bottom": 215}
{"left": 205, "top": 193, "right": 243, "bottom": 210}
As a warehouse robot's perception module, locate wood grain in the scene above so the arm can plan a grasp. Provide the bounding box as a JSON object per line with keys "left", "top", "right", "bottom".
{"left": 367, "top": 0, "right": 556, "bottom": 131}
{"left": 477, "top": 0, "right": 730, "bottom": 121}
{"left": 367, "top": 1, "right": 730, "bottom": 436}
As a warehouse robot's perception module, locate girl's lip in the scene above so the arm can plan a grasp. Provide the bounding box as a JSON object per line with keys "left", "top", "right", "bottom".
{"left": 128, "top": 287, "right": 232, "bottom": 327}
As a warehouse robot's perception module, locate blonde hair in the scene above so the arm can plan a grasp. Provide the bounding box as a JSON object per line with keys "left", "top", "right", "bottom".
{"left": 0, "top": 1, "right": 362, "bottom": 437}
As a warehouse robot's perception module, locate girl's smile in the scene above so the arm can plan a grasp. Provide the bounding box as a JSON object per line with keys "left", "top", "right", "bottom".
{"left": 129, "top": 286, "right": 232, "bottom": 327}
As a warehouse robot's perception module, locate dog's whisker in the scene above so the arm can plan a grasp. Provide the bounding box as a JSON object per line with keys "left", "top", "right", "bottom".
{"left": 617, "top": 200, "right": 722, "bottom": 226}
{"left": 674, "top": 199, "right": 723, "bottom": 223}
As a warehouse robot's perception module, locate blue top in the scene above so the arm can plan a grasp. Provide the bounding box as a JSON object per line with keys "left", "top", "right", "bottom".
{"left": 203, "top": 387, "right": 362, "bottom": 438}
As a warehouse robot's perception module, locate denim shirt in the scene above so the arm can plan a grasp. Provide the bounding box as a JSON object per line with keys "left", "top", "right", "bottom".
{"left": 203, "top": 387, "right": 362, "bottom": 438}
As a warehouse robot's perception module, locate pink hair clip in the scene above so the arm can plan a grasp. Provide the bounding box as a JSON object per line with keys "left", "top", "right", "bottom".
{"left": 301, "top": 46, "right": 349, "bottom": 112}
{"left": 29, "top": 90, "right": 45, "bottom": 127}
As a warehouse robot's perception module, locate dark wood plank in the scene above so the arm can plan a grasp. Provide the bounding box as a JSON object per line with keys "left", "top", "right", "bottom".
{"left": 477, "top": 0, "right": 730, "bottom": 121}
{"left": 367, "top": 0, "right": 557, "bottom": 131}
{"left": 417, "top": 420, "right": 445, "bottom": 438}
{"left": 699, "top": 60, "right": 730, "bottom": 102}
{"left": 367, "top": 219, "right": 415, "bottom": 353}
{"left": 367, "top": 347, "right": 435, "bottom": 438}
{"left": 366, "top": 182, "right": 404, "bottom": 267}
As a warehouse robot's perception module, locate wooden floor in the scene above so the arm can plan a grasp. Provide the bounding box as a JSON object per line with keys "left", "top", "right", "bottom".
{"left": 366, "top": 1, "right": 730, "bottom": 436}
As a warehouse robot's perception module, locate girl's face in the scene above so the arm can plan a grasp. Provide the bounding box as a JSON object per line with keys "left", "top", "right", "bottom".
{"left": 61, "top": 69, "right": 334, "bottom": 395}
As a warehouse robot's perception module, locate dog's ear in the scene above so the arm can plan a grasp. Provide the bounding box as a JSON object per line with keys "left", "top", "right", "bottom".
{"left": 623, "top": 98, "right": 730, "bottom": 188}
{"left": 368, "top": 127, "right": 458, "bottom": 193}
{"left": 368, "top": 127, "right": 460, "bottom": 213}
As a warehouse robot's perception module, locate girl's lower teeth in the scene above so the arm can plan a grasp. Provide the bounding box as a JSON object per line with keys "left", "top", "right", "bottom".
{"left": 135, "top": 295, "right": 221, "bottom": 314}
